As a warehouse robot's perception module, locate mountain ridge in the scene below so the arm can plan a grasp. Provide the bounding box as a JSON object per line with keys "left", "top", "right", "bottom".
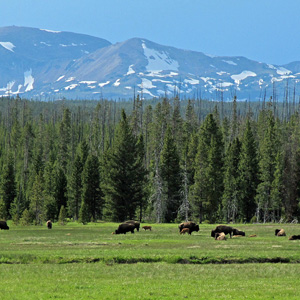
{"left": 0, "top": 26, "right": 299, "bottom": 100}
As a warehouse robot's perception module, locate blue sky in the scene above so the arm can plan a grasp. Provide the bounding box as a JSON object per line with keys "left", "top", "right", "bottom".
{"left": 1, "top": 0, "right": 299, "bottom": 65}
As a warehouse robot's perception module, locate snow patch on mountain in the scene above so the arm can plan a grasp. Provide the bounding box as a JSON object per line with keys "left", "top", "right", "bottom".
{"left": 0, "top": 41, "right": 15, "bottom": 52}
{"left": 231, "top": 71, "right": 257, "bottom": 84}
{"left": 126, "top": 64, "right": 135, "bottom": 75}
{"left": 56, "top": 75, "right": 65, "bottom": 82}
{"left": 222, "top": 60, "right": 237, "bottom": 66}
{"left": 219, "top": 82, "right": 233, "bottom": 88}
{"left": 113, "top": 79, "right": 120, "bottom": 86}
{"left": 40, "top": 29, "right": 61, "bottom": 33}
{"left": 184, "top": 78, "right": 200, "bottom": 85}
{"left": 139, "top": 78, "right": 156, "bottom": 89}
{"left": 80, "top": 81, "right": 97, "bottom": 85}
{"left": 24, "top": 70, "right": 34, "bottom": 92}
{"left": 65, "top": 84, "right": 78, "bottom": 90}
{"left": 142, "top": 42, "right": 179, "bottom": 71}
{"left": 276, "top": 67, "right": 291, "bottom": 75}
{"left": 99, "top": 81, "right": 110, "bottom": 87}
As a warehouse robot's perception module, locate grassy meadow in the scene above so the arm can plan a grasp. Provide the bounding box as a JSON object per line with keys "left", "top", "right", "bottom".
{"left": 0, "top": 222, "right": 300, "bottom": 299}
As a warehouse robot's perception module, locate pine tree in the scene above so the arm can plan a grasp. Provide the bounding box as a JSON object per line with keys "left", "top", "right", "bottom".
{"left": 222, "top": 138, "right": 241, "bottom": 223}
{"left": 159, "top": 126, "right": 182, "bottom": 222}
{"left": 81, "top": 154, "right": 103, "bottom": 221}
{"left": 67, "top": 140, "right": 88, "bottom": 220}
{"left": 238, "top": 119, "right": 259, "bottom": 222}
{"left": 53, "top": 165, "right": 68, "bottom": 219}
{"left": 0, "top": 153, "right": 16, "bottom": 219}
{"left": 102, "top": 109, "right": 144, "bottom": 221}
{"left": 58, "top": 205, "right": 67, "bottom": 225}
{"left": 255, "top": 112, "right": 277, "bottom": 222}
{"left": 192, "top": 113, "right": 224, "bottom": 223}
{"left": 30, "top": 173, "right": 44, "bottom": 225}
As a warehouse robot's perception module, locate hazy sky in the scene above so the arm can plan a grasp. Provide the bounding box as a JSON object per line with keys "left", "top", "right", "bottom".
{"left": 1, "top": 0, "right": 299, "bottom": 65}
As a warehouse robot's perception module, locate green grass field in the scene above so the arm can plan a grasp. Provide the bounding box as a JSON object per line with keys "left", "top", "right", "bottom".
{"left": 0, "top": 222, "right": 299, "bottom": 299}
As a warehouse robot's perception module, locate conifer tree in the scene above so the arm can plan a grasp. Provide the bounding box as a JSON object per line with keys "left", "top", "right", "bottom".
{"left": 255, "top": 112, "right": 277, "bottom": 222}
{"left": 102, "top": 109, "right": 144, "bottom": 221}
{"left": 238, "top": 119, "right": 259, "bottom": 222}
{"left": 30, "top": 172, "right": 45, "bottom": 225}
{"left": 0, "top": 153, "right": 16, "bottom": 219}
{"left": 81, "top": 154, "right": 103, "bottom": 221}
{"left": 192, "top": 113, "right": 224, "bottom": 223}
{"left": 159, "top": 126, "right": 182, "bottom": 222}
{"left": 222, "top": 138, "right": 241, "bottom": 222}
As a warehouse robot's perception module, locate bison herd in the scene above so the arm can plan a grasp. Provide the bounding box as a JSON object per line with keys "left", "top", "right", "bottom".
{"left": 0, "top": 219, "right": 299, "bottom": 242}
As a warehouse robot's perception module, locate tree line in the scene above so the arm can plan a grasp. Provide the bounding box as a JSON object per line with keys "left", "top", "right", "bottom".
{"left": 0, "top": 95, "right": 299, "bottom": 225}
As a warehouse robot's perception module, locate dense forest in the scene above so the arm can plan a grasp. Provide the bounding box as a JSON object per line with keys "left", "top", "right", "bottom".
{"left": 0, "top": 94, "right": 299, "bottom": 225}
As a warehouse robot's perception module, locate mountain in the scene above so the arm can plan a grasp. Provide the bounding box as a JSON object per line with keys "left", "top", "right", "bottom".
{"left": 0, "top": 26, "right": 299, "bottom": 100}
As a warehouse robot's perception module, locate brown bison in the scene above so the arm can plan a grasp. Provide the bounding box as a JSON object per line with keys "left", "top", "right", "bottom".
{"left": 46, "top": 220, "right": 52, "bottom": 229}
{"left": 125, "top": 220, "right": 140, "bottom": 232}
{"left": 289, "top": 235, "right": 300, "bottom": 240}
{"left": 249, "top": 234, "right": 257, "bottom": 237}
{"left": 211, "top": 225, "right": 235, "bottom": 238}
{"left": 178, "top": 221, "right": 199, "bottom": 235}
{"left": 142, "top": 226, "right": 152, "bottom": 231}
{"left": 180, "top": 228, "right": 190, "bottom": 235}
{"left": 275, "top": 229, "right": 286, "bottom": 236}
{"left": 0, "top": 220, "right": 9, "bottom": 230}
{"left": 114, "top": 223, "right": 135, "bottom": 234}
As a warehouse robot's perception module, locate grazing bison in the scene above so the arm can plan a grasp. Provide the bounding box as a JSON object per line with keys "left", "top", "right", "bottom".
{"left": 0, "top": 221, "right": 9, "bottom": 230}
{"left": 275, "top": 229, "right": 286, "bottom": 236}
{"left": 46, "top": 220, "right": 52, "bottom": 229}
{"left": 142, "top": 226, "right": 152, "bottom": 231}
{"left": 233, "top": 229, "right": 245, "bottom": 236}
{"left": 289, "top": 235, "right": 300, "bottom": 240}
{"left": 178, "top": 221, "right": 199, "bottom": 235}
{"left": 211, "top": 225, "right": 235, "bottom": 238}
{"left": 216, "top": 232, "right": 226, "bottom": 240}
{"left": 180, "top": 228, "right": 190, "bottom": 235}
{"left": 125, "top": 220, "right": 140, "bottom": 232}
{"left": 113, "top": 223, "right": 135, "bottom": 234}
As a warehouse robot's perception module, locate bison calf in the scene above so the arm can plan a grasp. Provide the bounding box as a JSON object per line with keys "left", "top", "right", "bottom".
{"left": 142, "top": 226, "right": 152, "bottom": 231}
{"left": 275, "top": 229, "right": 286, "bottom": 236}
{"left": 180, "top": 228, "right": 190, "bottom": 235}
{"left": 216, "top": 232, "right": 226, "bottom": 240}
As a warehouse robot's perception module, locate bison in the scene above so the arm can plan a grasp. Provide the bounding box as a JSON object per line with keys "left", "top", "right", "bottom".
{"left": 215, "top": 232, "right": 226, "bottom": 240}
{"left": 178, "top": 221, "right": 199, "bottom": 235}
{"left": 46, "top": 220, "right": 52, "bottom": 229}
{"left": 125, "top": 220, "right": 140, "bottom": 232}
{"left": 0, "top": 220, "right": 9, "bottom": 230}
{"left": 142, "top": 226, "right": 152, "bottom": 231}
{"left": 113, "top": 223, "right": 135, "bottom": 234}
{"left": 275, "top": 229, "right": 286, "bottom": 236}
{"left": 233, "top": 229, "right": 245, "bottom": 236}
{"left": 211, "top": 225, "right": 235, "bottom": 238}
{"left": 180, "top": 228, "right": 190, "bottom": 235}
{"left": 289, "top": 235, "right": 300, "bottom": 240}
{"left": 249, "top": 234, "right": 257, "bottom": 237}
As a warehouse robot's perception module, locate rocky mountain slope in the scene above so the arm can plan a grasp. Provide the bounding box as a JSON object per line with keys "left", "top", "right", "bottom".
{"left": 0, "top": 26, "right": 298, "bottom": 100}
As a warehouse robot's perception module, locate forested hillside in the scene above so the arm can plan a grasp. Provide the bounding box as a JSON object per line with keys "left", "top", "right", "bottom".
{"left": 0, "top": 95, "right": 299, "bottom": 224}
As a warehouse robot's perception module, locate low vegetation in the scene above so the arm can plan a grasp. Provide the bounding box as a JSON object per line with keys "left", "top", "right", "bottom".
{"left": 0, "top": 222, "right": 300, "bottom": 299}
